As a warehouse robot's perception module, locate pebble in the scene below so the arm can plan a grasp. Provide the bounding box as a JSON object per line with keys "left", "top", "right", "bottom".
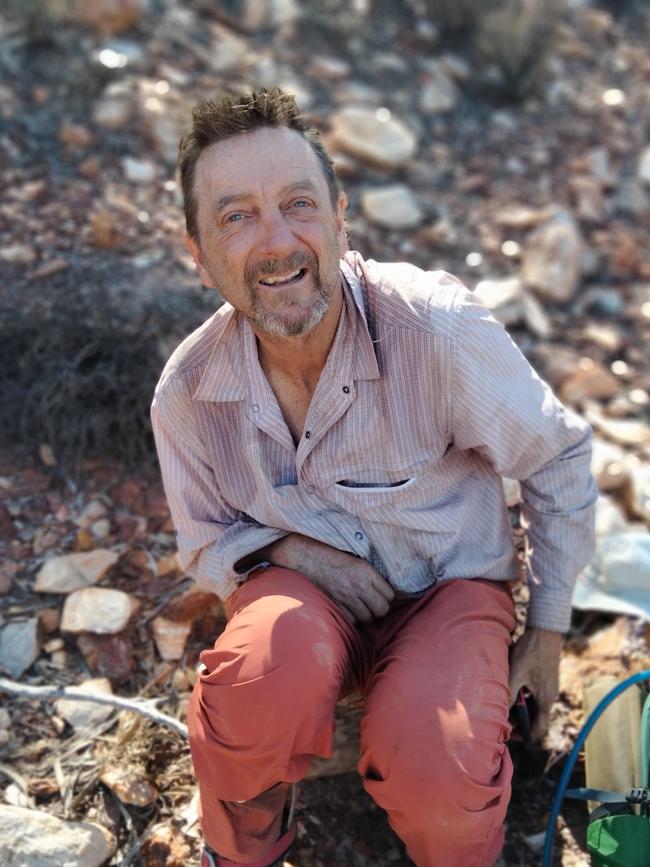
{"left": 93, "top": 82, "right": 131, "bottom": 128}
{"left": 75, "top": 499, "right": 108, "bottom": 529}
{"left": 77, "top": 633, "right": 134, "bottom": 684}
{"left": 361, "top": 185, "right": 423, "bottom": 229}
{"left": 35, "top": 549, "right": 119, "bottom": 594}
{"left": 595, "top": 495, "right": 628, "bottom": 536}
{"left": 100, "top": 767, "right": 158, "bottom": 807}
{"left": 570, "top": 175, "right": 604, "bottom": 222}
{"left": 558, "top": 360, "right": 619, "bottom": 404}
{"left": 521, "top": 210, "right": 584, "bottom": 302}
{"left": 582, "top": 322, "right": 623, "bottom": 353}
{"left": 122, "top": 156, "right": 157, "bottom": 184}
{"left": 521, "top": 291, "right": 553, "bottom": 338}
{"left": 0, "top": 805, "right": 115, "bottom": 867}
{"left": 61, "top": 587, "right": 139, "bottom": 635}
{"left": 585, "top": 403, "right": 650, "bottom": 447}
{"left": 472, "top": 277, "right": 523, "bottom": 326}
{"left": 1, "top": 244, "right": 37, "bottom": 266}
{"left": 625, "top": 463, "right": 650, "bottom": 524}
{"left": 0, "top": 618, "right": 40, "bottom": 679}
{"left": 501, "top": 477, "right": 521, "bottom": 507}
{"left": 638, "top": 146, "right": 650, "bottom": 186}
{"left": 418, "top": 61, "right": 457, "bottom": 113}
{"left": 55, "top": 677, "right": 115, "bottom": 730}
{"left": 152, "top": 616, "right": 192, "bottom": 661}
{"left": 591, "top": 438, "right": 629, "bottom": 492}
{"left": 331, "top": 107, "right": 417, "bottom": 170}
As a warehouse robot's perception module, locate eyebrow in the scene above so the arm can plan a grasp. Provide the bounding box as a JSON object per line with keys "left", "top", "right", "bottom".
{"left": 214, "top": 179, "right": 320, "bottom": 214}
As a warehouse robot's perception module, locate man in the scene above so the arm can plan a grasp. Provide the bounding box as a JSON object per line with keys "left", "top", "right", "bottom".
{"left": 151, "top": 88, "right": 596, "bottom": 867}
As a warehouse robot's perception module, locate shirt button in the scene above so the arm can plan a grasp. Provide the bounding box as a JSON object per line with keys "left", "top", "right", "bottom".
{"left": 354, "top": 531, "right": 364, "bottom": 541}
{"left": 304, "top": 430, "right": 311, "bottom": 439}
{"left": 252, "top": 403, "right": 260, "bottom": 413}
{"left": 342, "top": 385, "right": 350, "bottom": 394}
{"left": 306, "top": 485, "right": 315, "bottom": 494}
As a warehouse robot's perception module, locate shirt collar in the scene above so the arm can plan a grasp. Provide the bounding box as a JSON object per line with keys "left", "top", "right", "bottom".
{"left": 193, "top": 256, "right": 380, "bottom": 403}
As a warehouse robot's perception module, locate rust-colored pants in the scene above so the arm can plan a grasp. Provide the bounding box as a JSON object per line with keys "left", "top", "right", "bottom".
{"left": 187, "top": 568, "right": 516, "bottom": 867}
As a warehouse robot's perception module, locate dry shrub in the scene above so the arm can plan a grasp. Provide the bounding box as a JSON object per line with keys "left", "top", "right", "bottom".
{"left": 0, "top": 290, "right": 212, "bottom": 474}
{"left": 478, "top": 0, "right": 565, "bottom": 99}
{"left": 421, "top": 0, "right": 499, "bottom": 33}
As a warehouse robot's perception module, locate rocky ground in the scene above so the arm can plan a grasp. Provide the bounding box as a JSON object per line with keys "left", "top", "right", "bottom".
{"left": 1, "top": 1, "right": 649, "bottom": 865}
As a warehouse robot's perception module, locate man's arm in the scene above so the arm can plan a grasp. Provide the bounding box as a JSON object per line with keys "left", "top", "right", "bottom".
{"left": 449, "top": 293, "right": 597, "bottom": 730}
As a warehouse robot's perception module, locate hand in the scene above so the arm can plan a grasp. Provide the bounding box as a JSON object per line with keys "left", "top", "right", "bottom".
{"left": 265, "top": 534, "right": 395, "bottom": 624}
{"left": 508, "top": 627, "right": 563, "bottom": 738}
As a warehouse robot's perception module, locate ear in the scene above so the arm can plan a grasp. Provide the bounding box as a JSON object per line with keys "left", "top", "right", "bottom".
{"left": 185, "top": 233, "right": 215, "bottom": 288}
{"left": 335, "top": 191, "right": 349, "bottom": 257}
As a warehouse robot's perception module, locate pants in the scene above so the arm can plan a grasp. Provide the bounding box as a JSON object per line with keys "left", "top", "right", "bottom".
{"left": 187, "top": 567, "right": 516, "bottom": 867}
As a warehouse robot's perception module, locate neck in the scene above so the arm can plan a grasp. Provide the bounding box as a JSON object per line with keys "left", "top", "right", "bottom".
{"left": 253, "top": 283, "right": 343, "bottom": 385}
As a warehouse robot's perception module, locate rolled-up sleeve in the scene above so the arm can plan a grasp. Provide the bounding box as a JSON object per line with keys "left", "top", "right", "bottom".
{"left": 450, "top": 295, "right": 597, "bottom": 632}
{"left": 151, "top": 381, "right": 288, "bottom": 600}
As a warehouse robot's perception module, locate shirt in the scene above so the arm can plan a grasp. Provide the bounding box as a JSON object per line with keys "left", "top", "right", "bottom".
{"left": 151, "top": 250, "right": 597, "bottom": 632}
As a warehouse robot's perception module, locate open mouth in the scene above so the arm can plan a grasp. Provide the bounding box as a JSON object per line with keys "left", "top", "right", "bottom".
{"left": 258, "top": 268, "right": 307, "bottom": 287}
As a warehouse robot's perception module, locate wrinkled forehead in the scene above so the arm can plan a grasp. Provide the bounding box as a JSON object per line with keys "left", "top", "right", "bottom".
{"left": 194, "top": 127, "right": 329, "bottom": 201}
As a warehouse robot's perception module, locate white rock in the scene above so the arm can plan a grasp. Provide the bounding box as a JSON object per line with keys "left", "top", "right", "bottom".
{"left": 625, "top": 463, "right": 650, "bottom": 524}
{"left": 0, "top": 805, "right": 115, "bottom": 867}
{"left": 361, "top": 185, "right": 423, "bottom": 230}
{"left": 638, "top": 146, "right": 650, "bottom": 186}
{"left": 331, "top": 107, "right": 417, "bottom": 170}
{"left": 92, "top": 519, "right": 111, "bottom": 539}
{"left": 152, "top": 616, "right": 192, "bottom": 661}
{"left": 594, "top": 532, "right": 650, "bottom": 592}
{"left": 35, "top": 549, "right": 119, "bottom": 594}
{"left": 419, "top": 61, "right": 457, "bottom": 113}
{"left": 501, "top": 477, "right": 521, "bottom": 507}
{"left": 93, "top": 82, "right": 132, "bottom": 129}
{"left": 0, "top": 619, "right": 41, "bottom": 679}
{"left": 585, "top": 404, "right": 650, "bottom": 448}
{"left": 75, "top": 499, "right": 108, "bottom": 529}
{"left": 61, "top": 588, "right": 139, "bottom": 635}
{"left": 521, "top": 291, "right": 553, "bottom": 338}
{"left": 591, "top": 438, "right": 628, "bottom": 492}
{"left": 595, "top": 495, "right": 628, "bottom": 537}
{"left": 473, "top": 277, "right": 523, "bottom": 325}
{"left": 122, "top": 156, "right": 156, "bottom": 184}
{"left": 521, "top": 210, "right": 584, "bottom": 302}
{"left": 0, "top": 244, "right": 37, "bottom": 266}
{"left": 55, "top": 678, "right": 115, "bottom": 730}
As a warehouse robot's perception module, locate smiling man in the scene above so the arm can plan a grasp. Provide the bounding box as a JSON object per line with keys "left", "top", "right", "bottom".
{"left": 151, "top": 89, "right": 596, "bottom": 867}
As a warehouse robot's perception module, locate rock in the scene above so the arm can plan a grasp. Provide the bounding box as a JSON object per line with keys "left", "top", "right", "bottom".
{"left": 586, "top": 147, "right": 615, "bottom": 187}
{"left": 163, "top": 588, "right": 224, "bottom": 621}
{"left": 361, "top": 185, "right": 423, "bottom": 230}
{"left": 152, "top": 616, "right": 192, "bottom": 661}
{"left": 100, "top": 767, "right": 158, "bottom": 806}
{"left": 122, "top": 156, "right": 156, "bottom": 184}
{"left": 141, "top": 823, "right": 191, "bottom": 867}
{"left": 472, "top": 277, "right": 523, "bottom": 326}
{"left": 35, "top": 549, "right": 119, "bottom": 594}
{"left": 524, "top": 831, "right": 547, "bottom": 853}
{"left": 156, "top": 552, "right": 180, "bottom": 577}
{"left": 93, "top": 82, "right": 132, "bottom": 128}
{"left": 615, "top": 179, "right": 649, "bottom": 217}
{"left": 331, "top": 107, "right": 417, "bottom": 170}
{"left": 89, "top": 210, "right": 122, "bottom": 249}
{"left": 61, "top": 587, "right": 139, "bottom": 634}
{"left": 582, "top": 322, "right": 623, "bottom": 353}
{"left": 0, "top": 244, "right": 37, "bottom": 266}
{"left": 593, "top": 531, "right": 650, "bottom": 593}
{"left": 78, "top": 0, "right": 143, "bottom": 35}
{"left": 521, "top": 210, "right": 584, "bottom": 302}
{"left": 591, "top": 438, "right": 629, "bottom": 492}
{"left": 55, "top": 678, "right": 115, "bottom": 731}
{"left": 570, "top": 175, "right": 604, "bottom": 222}
{"left": 92, "top": 519, "right": 111, "bottom": 539}
{"left": 0, "top": 805, "right": 115, "bottom": 867}
{"left": 558, "top": 360, "right": 620, "bottom": 404}
{"left": 595, "top": 495, "right": 628, "bottom": 537}
{"left": 502, "top": 477, "right": 521, "bottom": 507}
{"left": 0, "top": 560, "right": 17, "bottom": 594}
{"left": 638, "top": 146, "right": 650, "bottom": 186}
{"left": 494, "top": 204, "right": 556, "bottom": 229}
{"left": 585, "top": 404, "right": 650, "bottom": 447}
{"left": 28, "top": 258, "right": 68, "bottom": 281}
{"left": 521, "top": 291, "right": 553, "bottom": 338}
{"left": 77, "top": 633, "right": 134, "bottom": 684}
{"left": 75, "top": 500, "right": 109, "bottom": 529}
{"left": 309, "top": 56, "right": 351, "bottom": 80}
{"left": 58, "top": 123, "right": 94, "bottom": 149}
{"left": 418, "top": 61, "right": 457, "bottom": 113}
{"left": 0, "top": 618, "right": 41, "bottom": 679}
{"left": 625, "top": 463, "right": 650, "bottom": 524}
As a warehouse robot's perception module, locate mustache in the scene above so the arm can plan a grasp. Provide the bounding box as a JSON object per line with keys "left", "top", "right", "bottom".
{"left": 246, "top": 251, "right": 316, "bottom": 284}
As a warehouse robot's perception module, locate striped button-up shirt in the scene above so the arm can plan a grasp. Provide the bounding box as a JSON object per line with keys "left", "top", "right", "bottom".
{"left": 152, "top": 251, "right": 597, "bottom": 632}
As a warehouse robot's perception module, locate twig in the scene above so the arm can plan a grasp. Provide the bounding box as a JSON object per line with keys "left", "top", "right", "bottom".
{"left": 0, "top": 678, "right": 188, "bottom": 739}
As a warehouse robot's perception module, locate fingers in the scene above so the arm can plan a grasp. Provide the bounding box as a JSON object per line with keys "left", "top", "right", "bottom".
{"left": 372, "top": 574, "right": 396, "bottom": 603}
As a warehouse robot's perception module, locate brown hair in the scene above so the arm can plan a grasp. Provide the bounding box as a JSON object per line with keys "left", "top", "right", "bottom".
{"left": 178, "top": 88, "right": 339, "bottom": 240}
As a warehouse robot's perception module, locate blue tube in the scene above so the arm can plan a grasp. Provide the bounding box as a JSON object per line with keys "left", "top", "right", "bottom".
{"left": 541, "top": 668, "right": 650, "bottom": 867}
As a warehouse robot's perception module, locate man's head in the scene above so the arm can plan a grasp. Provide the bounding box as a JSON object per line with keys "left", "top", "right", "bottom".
{"left": 179, "top": 89, "right": 347, "bottom": 340}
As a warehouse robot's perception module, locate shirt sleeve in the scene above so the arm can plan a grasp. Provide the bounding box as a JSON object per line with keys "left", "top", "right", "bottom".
{"left": 151, "top": 380, "right": 289, "bottom": 600}
{"left": 449, "top": 293, "right": 597, "bottom": 632}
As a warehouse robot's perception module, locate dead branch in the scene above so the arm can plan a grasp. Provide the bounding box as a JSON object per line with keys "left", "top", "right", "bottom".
{"left": 0, "top": 677, "right": 188, "bottom": 739}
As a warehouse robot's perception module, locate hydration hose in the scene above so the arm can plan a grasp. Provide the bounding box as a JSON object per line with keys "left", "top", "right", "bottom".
{"left": 541, "top": 668, "right": 650, "bottom": 867}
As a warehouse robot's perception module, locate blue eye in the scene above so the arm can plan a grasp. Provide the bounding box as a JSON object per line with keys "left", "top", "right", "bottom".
{"left": 293, "top": 200, "right": 310, "bottom": 208}
{"left": 226, "top": 213, "right": 244, "bottom": 223}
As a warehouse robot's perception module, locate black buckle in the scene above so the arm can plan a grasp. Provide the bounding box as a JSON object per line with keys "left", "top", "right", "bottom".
{"left": 626, "top": 787, "right": 650, "bottom": 814}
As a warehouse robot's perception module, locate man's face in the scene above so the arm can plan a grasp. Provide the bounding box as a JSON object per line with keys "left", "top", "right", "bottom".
{"left": 188, "top": 127, "right": 347, "bottom": 339}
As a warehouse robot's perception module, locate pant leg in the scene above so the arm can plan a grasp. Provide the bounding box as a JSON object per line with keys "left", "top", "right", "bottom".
{"left": 358, "top": 579, "right": 516, "bottom": 867}
{"left": 187, "top": 566, "right": 358, "bottom": 862}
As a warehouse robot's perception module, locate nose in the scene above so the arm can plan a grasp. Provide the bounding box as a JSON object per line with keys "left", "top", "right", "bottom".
{"left": 256, "top": 209, "right": 297, "bottom": 259}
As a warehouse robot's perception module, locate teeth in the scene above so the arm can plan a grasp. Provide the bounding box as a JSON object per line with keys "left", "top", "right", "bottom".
{"left": 259, "top": 269, "right": 301, "bottom": 285}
